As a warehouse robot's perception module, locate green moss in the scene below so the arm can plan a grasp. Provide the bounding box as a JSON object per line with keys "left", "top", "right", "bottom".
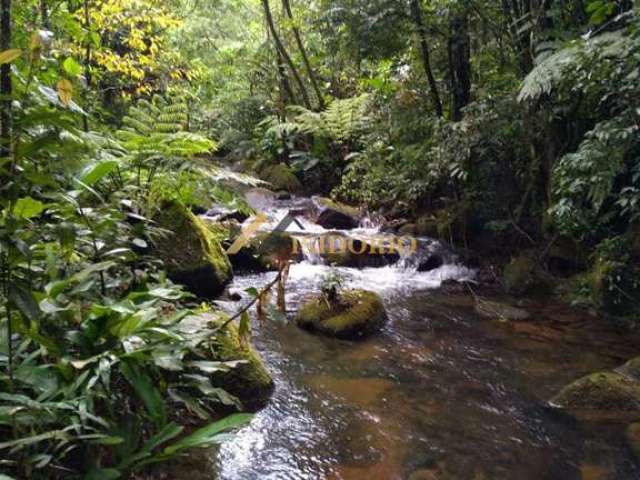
{"left": 296, "top": 289, "right": 387, "bottom": 339}
{"left": 314, "top": 196, "right": 360, "bottom": 219}
{"left": 153, "top": 200, "right": 232, "bottom": 298}
{"left": 551, "top": 372, "right": 640, "bottom": 416}
{"left": 207, "top": 313, "right": 274, "bottom": 410}
{"left": 260, "top": 163, "right": 302, "bottom": 193}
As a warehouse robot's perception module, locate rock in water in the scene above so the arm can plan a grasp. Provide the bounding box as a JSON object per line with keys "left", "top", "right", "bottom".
{"left": 178, "top": 313, "right": 274, "bottom": 411}
{"left": 296, "top": 289, "right": 387, "bottom": 339}
{"left": 312, "top": 196, "right": 361, "bottom": 230}
{"left": 550, "top": 372, "right": 640, "bottom": 421}
{"left": 153, "top": 200, "right": 232, "bottom": 298}
{"left": 244, "top": 187, "right": 277, "bottom": 210}
{"left": 259, "top": 163, "right": 303, "bottom": 193}
{"left": 474, "top": 299, "right": 531, "bottom": 321}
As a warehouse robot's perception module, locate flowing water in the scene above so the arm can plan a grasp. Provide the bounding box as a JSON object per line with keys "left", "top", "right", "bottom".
{"left": 202, "top": 200, "right": 640, "bottom": 480}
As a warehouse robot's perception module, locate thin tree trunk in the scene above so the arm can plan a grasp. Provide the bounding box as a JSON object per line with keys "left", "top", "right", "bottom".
{"left": 261, "top": 0, "right": 311, "bottom": 109}
{"left": 448, "top": 2, "right": 471, "bottom": 121}
{"left": 1, "top": 0, "right": 11, "bottom": 158}
{"left": 40, "top": 0, "right": 50, "bottom": 28}
{"left": 281, "top": 0, "right": 324, "bottom": 109}
{"left": 82, "top": 0, "right": 91, "bottom": 132}
{"left": 409, "top": 0, "right": 443, "bottom": 117}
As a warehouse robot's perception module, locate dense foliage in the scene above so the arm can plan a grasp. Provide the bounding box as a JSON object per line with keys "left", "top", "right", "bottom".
{"left": 1, "top": 0, "right": 639, "bottom": 478}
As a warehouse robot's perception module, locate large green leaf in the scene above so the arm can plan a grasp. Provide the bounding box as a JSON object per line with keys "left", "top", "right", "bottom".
{"left": 119, "top": 362, "right": 166, "bottom": 427}
{"left": 80, "top": 161, "right": 119, "bottom": 186}
{"left": 161, "top": 413, "right": 253, "bottom": 456}
{"left": 13, "top": 196, "right": 46, "bottom": 219}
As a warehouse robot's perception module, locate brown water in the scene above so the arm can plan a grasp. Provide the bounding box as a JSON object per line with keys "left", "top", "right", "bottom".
{"left": 208, "top": 263, "right": 640, "bottom": 480}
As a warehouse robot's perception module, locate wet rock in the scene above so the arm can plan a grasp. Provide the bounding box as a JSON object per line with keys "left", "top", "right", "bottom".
{"left": 259, "top": 163, "right": 303, "bottom": 193}
{"left": 380, "top": 218, "right": 409, "bottom": 233}
{"left": 296, "top": 289, "right": 388, "bottom": 339}
{"left": 313, "top": 196, "right": 361, "bottom": 230}
{"left": 275, "top": 190, "right": 291, "bottom": 200}
{"left": 617, "top": 357, "right": 640, "bottom": 381}
{"left": 244, "top": 187, "right": 277, "bottom": 210}
{"left": 417, "top": 254, "right": 444, "bottom": 272}
{"left": 626, "top": 423, "right": 640, "bottom": 462}
{"left": 474, "top": 299, "right": 531, "bottom": 321}
{"left": 153, "top": 200, "right": 232, "bottom": 298}
{"left": 550, "top": 372, "right": 640, "bottom": 421}
{"left": 398, "top": 223, "right": 418, "bottom": 236}
{"left": 312, "top": 232, "right": 400, "bottom": 268}
{"left": 193, "top": 313, "right": 274, "bottom": 411}
{"left": 415, "top": 215, "right": 440, "bottom": 238}
{"left": 503, "top": 255, "right": 550, "bottom": 295}
{"left": 229, "top": 231, "right": 301, "bottom": 273}
{"left": 205, "top": 205, "right": 249, "bottom": 223}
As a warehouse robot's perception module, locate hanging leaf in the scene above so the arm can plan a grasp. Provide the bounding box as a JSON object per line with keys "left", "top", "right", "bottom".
{"left": 161, "top": 413, "right": 253, "bottom": 457}
{"left": 0, "top": 49, "right": 21, "bottom": 64}
{"left": 238, "top": 311, "right": 251, "bottom": 347}
{"left": 9, "top": 284, "right": 41, "bottom": 322}
{"left": 57, "top": 79, "right": 74, "bottom": 107}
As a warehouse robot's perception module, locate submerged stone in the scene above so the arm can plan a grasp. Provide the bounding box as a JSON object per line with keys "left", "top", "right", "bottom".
{"left": 474, "top": 299, "right": 531, "bottom": 321}
{"left": 296, "top": 289, "right": 387, "bottom": 339}
{"left": 550, "top": 372, "right": 640, "bottom": 421}
{"left": 153, "top": 200, "right": 232, "bottom": 298}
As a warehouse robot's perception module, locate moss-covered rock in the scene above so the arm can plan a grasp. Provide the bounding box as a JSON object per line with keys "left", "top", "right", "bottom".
{"left": 550, "top": 372, "right": 640, "bottom": 420}
{"left": 313, "top": 196, "right": 361, "bottom": 230}
{"left": 260, "top": 163, "right": 303, "bottom": 193}
{"left": 296, "top": 289, "right": 387, "bottom": 339}
{"left": 229, "top": 231, "right": 302, "bottom": 273}
{"left": 153, "top": 201, "right": 232, "bottom": 298}
{"left": 198, "top": 313, "right": 274, "bottom": 411}
{"left": 503, "top": 255, "right": 551, "bottom": 295}
{"left": 616, "top": 357, "right": 640, "bottom": 381}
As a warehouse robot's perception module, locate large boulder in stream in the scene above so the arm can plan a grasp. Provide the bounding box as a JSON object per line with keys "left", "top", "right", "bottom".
{"left": 180, "top": 313, "right": 274, "bottom": 411}
{"left": 153, "top": 201, "right": 232, "bottom": 298}
{"left": 228, "top": 231, "right": 302, "bottom": 273}
{"left": 296, "top": 289, "right": 387, "bottom": 339}
{"left": 313, "top": 197, "right": 361, "bottom": 230}
{"left": 259, "top": 163, "right": 303, "bottom": 193}
{"left": 616, "top": 356, "right": 640, "bottom": 380}
{"left": 503, "top": 255, "right": 551, "bottom": 295}
{"left": 550, "top": 372, "right": 640, "bottom": 421}
{"left": 244, "top": 187, "right": 278, "bottom": 210}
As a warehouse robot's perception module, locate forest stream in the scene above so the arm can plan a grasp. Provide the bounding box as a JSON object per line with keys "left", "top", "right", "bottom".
{"left": 189, "top": 198, "right": 640, "bottom": 480}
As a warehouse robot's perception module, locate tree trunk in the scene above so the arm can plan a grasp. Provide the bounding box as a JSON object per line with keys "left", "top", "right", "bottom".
{"left": 409, "top": 0, "right": 443, "bottom": 117}
{"left": 82, "top": 0, "right": 91, "bottom": 132}
{"left": 0, "top": 0, "right": 11, "bottom": 158}
{"left": 261, "top": 0, "right": 311, "bottom": 109}
{"left": 281, "top": 0, "right": 324, "bottom": 109}
{"left": 40, "top": 0, "right": 50, "bottom": 28}
{"left": 502, "top": 0, "right": 533, "bottom": 75}
{"left": 448, "top": 1, "right": 471, "bottom": 121}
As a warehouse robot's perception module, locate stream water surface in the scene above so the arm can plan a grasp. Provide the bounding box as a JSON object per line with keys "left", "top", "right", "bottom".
{"left": 201, "top": 201, "right": 640, "bottom": 480}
